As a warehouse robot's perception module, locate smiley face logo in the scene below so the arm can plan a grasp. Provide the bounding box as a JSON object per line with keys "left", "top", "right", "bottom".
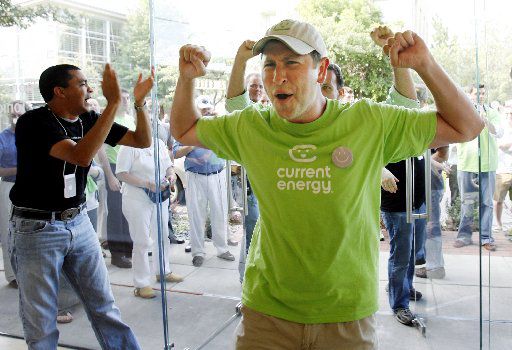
{"left": 332, "top": 147, "right": 353, "bottom": 168}
{"left": 289, "top": 145, "right": 317, "bottom": 163}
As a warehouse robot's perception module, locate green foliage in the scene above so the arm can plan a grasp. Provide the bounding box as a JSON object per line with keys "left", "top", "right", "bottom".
{"left": 0, "top": 0, "right": 63, "bottom": 28}
{"left": 430, "top": 17, "right": 512, "bottom": 103}
{"left": 297, "top": 0, "right": 392, "bottom": 101}
{"left": 111, "top": 0, "right": 183, "bottom": 108}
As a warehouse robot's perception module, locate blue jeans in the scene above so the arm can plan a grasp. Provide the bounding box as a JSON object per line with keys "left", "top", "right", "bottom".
{"left": 238, "top": 192, "right": 259, "bottom": 282}
{"left": 382, "top": 206, "right": 426, "bottom": 311}
{"left": 456, "top": 171, "right": 495, "bottom": 244}
{"left": 9, "top": 211, "right": 140, "bottom": 350}
{"left": 426, "top": 189, "right": 445, "bottom": 270}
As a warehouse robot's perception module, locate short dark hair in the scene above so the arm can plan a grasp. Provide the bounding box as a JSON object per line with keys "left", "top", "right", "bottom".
{"left": 39, "top": 64, "right": 80, "bottom": 102}
{"left": 310, "top": 51, "right": 322, "bottom": 66}
{"left": 327, "top": 63, "right": 344, "bottom": 89}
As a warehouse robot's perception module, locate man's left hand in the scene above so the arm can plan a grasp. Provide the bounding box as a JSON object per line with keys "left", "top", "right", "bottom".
{"left": 134, "top": 67, "right": 155, "bottom": 106}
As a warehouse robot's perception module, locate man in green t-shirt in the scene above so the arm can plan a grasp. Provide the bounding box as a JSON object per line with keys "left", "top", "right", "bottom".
{"left": 170, "top": 19, "right": 483, "bottom": 349}
{"left": 453, "top": 84, "right": 501, "bottom": 251}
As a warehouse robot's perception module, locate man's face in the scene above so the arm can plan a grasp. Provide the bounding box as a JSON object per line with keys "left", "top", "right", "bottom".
{"left": 261, "top": 41, "right": 327, "bottom": 122}
{"left": 470, "top": 87, "right": 486, "bottom": 104}
{"left": 10, "top": 102, "right": 26, "bottom": 127}
{"left": 87, "top": 98, "right": 101, "bottom": 114}
{"left": 60, "top": 70, "right": 94, "bottom": 115}
{"left": 247, "top": 75, "right": 264, "bottom": 103}
{"left": 120, "top": 92, "right": 130, "bottom": 112}
{"left": 199, "top": 107, "right": 214, "bottom": 116}
{"left": 341, "top": 87, "right": 354, "bottom": 103}
{"left": 321, "top": 70, "right": 342, "bottom": 100}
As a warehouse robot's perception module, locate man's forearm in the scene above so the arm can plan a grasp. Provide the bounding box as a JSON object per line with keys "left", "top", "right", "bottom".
{"left": 170, "top": 77, "right": 200, "bottom": 143}
{"left": 227, "top": 57, "right": 248, "bottom": 99}
{"left": 174, "top": 145, "right": 194, "bottom": 159}
{"left": 393, "top": 68, "right": 417, "bottom": 100}
{"left": 0, "top": 167, "right": 16, "bottom": 177}
{"left": 71, "top": 102, "right": 120, "bottom": 166}
{"left": 417, "top": 59, "right": 483, "bottom": 141}
{"left": 132, "top": 107, "right": 152, "bottom": 147}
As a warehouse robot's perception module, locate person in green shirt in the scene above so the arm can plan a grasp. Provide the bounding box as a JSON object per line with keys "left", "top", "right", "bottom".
{"left": 453, "top": 84, "right": 501, "bottom": 251}
{"left": 170, "top": 19, "right": 483, "bottom": 349}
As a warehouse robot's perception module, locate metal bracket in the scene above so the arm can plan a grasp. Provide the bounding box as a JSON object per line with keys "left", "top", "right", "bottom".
{"left": 412, "top": 316, "right": 426, "bottom": 337}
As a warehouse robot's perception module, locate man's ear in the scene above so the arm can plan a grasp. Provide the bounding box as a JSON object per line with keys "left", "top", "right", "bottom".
{"left": 53, "top": 86, "right": 66, "bottom": 99}
{"left": 316, "top": 57, "right": 329, "bottom": 84}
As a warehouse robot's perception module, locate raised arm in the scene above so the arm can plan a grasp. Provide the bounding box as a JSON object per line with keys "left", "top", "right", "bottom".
{"left": 383, "top": 31, "right": 484, "bottom": 148}
{"left": 49, "top": 64, "right": 121, "bottom": 167}
{"left": 226, "top": 40, "right": 257, "bottom": 99}
{"left": 117, "top": 69, "right": 153, "bottom": 148}
{"left": 371, "top": 26, "right": 417, "bottom": 100}
{"left": 170, "top": 45, "right": 211, "bottom": 146}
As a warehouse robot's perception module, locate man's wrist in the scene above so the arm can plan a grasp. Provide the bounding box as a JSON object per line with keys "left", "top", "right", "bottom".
{"left": 134, "top": 101, "right": 147, "bottom": 111}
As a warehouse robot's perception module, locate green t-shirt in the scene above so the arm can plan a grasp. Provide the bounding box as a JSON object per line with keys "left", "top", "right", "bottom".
{"left": 197, "top": 98, "right": 436, "bottom": 323}
{"left": 105, "top": 113, "right": 135, "bottom": 164}
{"left": 457, "top": 107, "right": 500, "bottom": 172}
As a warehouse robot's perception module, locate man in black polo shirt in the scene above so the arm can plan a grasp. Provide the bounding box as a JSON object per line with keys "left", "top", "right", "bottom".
{"left": 8, "top": 64, "right": 152, "bottom": 349}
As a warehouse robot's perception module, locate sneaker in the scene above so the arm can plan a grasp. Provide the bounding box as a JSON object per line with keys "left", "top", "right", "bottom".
{"left": 228, "top": 239, "right": 239, "bottom": 246}
{"left": 192, "top": 256, "right": 204, "bottom": 267}
{"left": 185, "top": 245, "right": 192, "bottom": 253}
{"left": 415, "top": 267, "right": 427, "bottom": 279}
{"left": 394, "top": 308, "right": 415, "bottom": 326}
{"left": 416, "top": 266, "right": 446, "bottom": 279}
{"left": 8, "top": 280, "right": 18, "bottom": 289}
{"left": 415, "top": 257, "right": 426, "bottom": 266}
{"left": 427, "top": 267, "right": 446, "bottom": 279}
{"left": 156, "top": 272, "right": 184, "bottom": 283}
{"left": 111, "top": 255, "right": 132, "bottom": 268}
{"left": 482, "top": 243, "right": 496, "bottom": 252}
{"left": 217, "top": 251, "right": 235, "bottom": 261}
{"left": 379, "top": 231, "right": 385, "bottom": 241}
{"left": 134, "top": 286, "right": 156, "bottom": 299}
{"left": 453, "top": 240, "right": 470, "bottom": 248}
{"left": 410, "top": 288, "right": 422, "bottom": 301}
{"left": 56, "top": 311, "right": 73, "bottom": 324}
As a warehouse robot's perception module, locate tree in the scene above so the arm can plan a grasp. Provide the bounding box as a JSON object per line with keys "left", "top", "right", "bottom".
{"left": 297, "top": 0, "right": 392, "bottom": 101}
{"left": 0, "top": 0, "right": 61, "bottom": 28}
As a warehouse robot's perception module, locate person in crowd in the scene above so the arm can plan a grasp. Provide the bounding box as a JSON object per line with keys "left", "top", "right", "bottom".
{"left": 454, "top": 84, "right": 501, "bottom": 251}
{"left": 1, "top": 100, "right": 29, "bottom": 288}
{"left": 493, "top": 107, "right": 512, "bottom": 233}
{"left": 99, "top": 89, "right": 135, "bottom": 267}
{"left": 173, "top": 95, "right": 235, "bottom": 267}
{"left": 370, "top": 26, "right": 426, "bottom": 326}
{"left": 117, "top": 137, "right": 184, "bottom": 299}
{"left": 341, "top": 86, "right": 355, "bottom": 103}
{"left": 8, "top": 63, "right": 152, "bottom": 349}
{"left": 416, "top": 146, "right": 449, "bottom": 279}
{"left": 224, "top": 44, "right": 264, "bottom": 281}
{"left": 170, "top": 19, "right": 482, "bottom": 348}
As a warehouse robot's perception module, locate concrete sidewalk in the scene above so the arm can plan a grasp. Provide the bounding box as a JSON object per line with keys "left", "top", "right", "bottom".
{"left": 1, "top": 225, "right": 511, "bottom": 349}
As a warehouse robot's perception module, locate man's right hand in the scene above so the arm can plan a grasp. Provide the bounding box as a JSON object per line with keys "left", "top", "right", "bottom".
{"left": 101, "top": 63, "right": 121, "bottom": 104}
{"left": 179, "top": 45, "right": 211, "bottom": 80}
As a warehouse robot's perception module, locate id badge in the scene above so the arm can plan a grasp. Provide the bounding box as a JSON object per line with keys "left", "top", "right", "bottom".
{"left": 64, "top": 174, "right": 77, "bottom": 198}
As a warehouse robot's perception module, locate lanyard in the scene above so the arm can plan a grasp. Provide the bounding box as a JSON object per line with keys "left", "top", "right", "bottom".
{"left": 48, "top": 107, "right": 83, "bottom": 177}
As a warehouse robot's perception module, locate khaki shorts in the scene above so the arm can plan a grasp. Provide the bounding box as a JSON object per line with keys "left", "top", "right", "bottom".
{"left": 494, "top": 173, "right": 512, "bottom": 202}
{"left": 234, "top": 305, "right": 378, "bottom": 350}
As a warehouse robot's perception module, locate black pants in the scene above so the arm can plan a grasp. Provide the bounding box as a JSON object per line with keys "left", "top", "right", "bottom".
{"left": 106, "top": 162, "right": 133, "bottom": 256}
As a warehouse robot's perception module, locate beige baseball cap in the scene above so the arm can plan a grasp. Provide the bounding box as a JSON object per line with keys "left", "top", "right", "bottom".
{"left": 253, "top": 19, "right": 327, "bottom": 57}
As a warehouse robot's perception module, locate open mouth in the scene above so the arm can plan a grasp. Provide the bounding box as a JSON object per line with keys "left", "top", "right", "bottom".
{"left": 275, "top": 93, "right": 292, "bottom": 101}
